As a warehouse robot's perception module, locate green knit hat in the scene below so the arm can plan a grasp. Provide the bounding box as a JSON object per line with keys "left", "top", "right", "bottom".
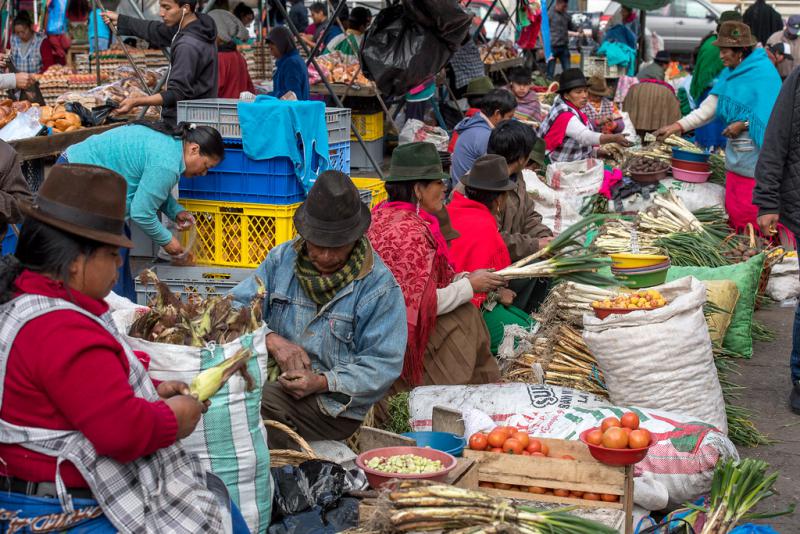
{"left": 529, "top": 138, "right": 546, "bottom": 167}
{"left": 385, "top": 142, "right": 449, "bottom": 182}
{"left": 465, "top": 76, "right": 494, "bottom": 97}
{"left": 719, "top": 10, "right": 742, "bottom": 24}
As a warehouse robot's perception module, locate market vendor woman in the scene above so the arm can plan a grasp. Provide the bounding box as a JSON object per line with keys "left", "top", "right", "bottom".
{"left": 0, "top": 164, "right": 249, "bottom": 533}
{"left": 539, "top": 69, "right": 631, "bottom": 163}
{"left": 58, "top": 121, "right": 224, "bottom": 301}
{"left": 655, "top": 22, "right": 781, "bottom": 231}
{"left": 102, "top": 0, "right": 218, "bottom": 125}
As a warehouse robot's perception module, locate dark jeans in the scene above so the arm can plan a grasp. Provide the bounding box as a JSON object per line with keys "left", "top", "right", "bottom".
{"left": 793, "top": 300, "right": 800, "bottom": 385}
{"left": 546, "top": 45, "right": 571, "bottom": 79}
{"left": 112, "top": 224, "right": 136, "bottom": 302}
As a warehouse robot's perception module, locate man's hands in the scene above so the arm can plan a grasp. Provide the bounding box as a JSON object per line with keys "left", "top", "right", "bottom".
{"left": 538, "top": 236, "right": 554, "bottom": 251}
{"left": 757, "top": 213, "right": 779, "bottom": 236}
{"left": 497, "top": 287, "right": 516, "bottom": 306}
{"left": 175, "top": 211, "right": 196, "bottom": 230}
{"left": 15, "top": 73, "right": 34, "bottom": 89}
{"left": 101, "top": 11, "right": 119, "bottom": 26}
{"left": 267, "top": 333, "right": 312, "bottom": 372}
{"left": 654, "top": 123, "right": 683, "bottom": 141}
{"left": 278, "top": 370, "right": 328, "bottom": 400}
{"left": 115, "top": 96, "right": 140, "bottom": 115}
{"left": 162, "top": 236, "right": 185, "bottom": 256}
{"left": 165, "top": 395, "right": 206, "bottom": 439}
{"left": 467, "top": 269, "right": 506, "bottom": 294}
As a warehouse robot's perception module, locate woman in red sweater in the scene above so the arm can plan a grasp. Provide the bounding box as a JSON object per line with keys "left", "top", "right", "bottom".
{"left": 0, "top": 164, "right": 245, "bottom": 533}
{"left": 447, "top": 154, "right": 535, "bottom": 353}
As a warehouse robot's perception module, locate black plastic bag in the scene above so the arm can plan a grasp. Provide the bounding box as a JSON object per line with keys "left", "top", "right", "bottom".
{"left": 361, "top": 2, "right": 469, "bottom": 98}
{"left": 323, "top": 497, "right": 359, "bottom": 532}
{"left": 64, "top": 101, "right": 119, "bottom": 127}
{"left": 271, "top": 460, "right": 348, "bottom": 519}
{"left": 267, "top": 507, "right": 333, "bottom": 534}
{"left": 400, "top": 0, "right": 471, "bottom": 49}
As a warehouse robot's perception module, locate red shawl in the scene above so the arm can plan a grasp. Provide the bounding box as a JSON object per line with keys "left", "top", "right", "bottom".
{"left": 446, "top": 192, "right": 511, "bottom": 306}
{"left": 368, "top": 202, "right": 454, "bottom": 385}
{"left": 543, "top": 99, "right": 590, "bottom": 152}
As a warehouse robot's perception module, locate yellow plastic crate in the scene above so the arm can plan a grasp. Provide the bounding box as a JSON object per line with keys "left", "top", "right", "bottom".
{"left": 181, "top": 199, "right": 300, "bottom": 268}
{"left": 350, "top": 112, "right": 384, "bottom": 142}
{"left": 351, "top": 177, "right": 387, "bottom": 209}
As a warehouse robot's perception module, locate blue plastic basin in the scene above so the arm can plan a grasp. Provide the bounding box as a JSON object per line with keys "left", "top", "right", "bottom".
{"left": 671, "top": 147, "right": 710, "bottom": 163}
{"left": 401, "top": 431, "right": 466, "bottom": 457}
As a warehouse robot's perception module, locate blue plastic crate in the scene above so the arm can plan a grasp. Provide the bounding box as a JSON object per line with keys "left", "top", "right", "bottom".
{"left": 2, "top": 227, "right": 18, "bottom": 255}
{"left": 179, "top": 145, "right": 305, "bottom": 204}
{"left": 328, "top": 141, "right": 350, "bottom": 174}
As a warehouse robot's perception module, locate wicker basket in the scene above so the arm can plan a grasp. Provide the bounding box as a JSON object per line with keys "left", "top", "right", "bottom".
{"left": 265, "top": 420, "right": 317, "bottom": 467}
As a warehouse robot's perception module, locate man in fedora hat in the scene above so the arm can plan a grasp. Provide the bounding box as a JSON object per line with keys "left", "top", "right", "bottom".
{"left": 231, "top": 170, "right": 406, "bottom": 445}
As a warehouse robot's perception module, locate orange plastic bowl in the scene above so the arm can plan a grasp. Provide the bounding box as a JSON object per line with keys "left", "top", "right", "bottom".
{"left": 579, "top": 428, "right": 655, "bottom": 466}
{"left": 355, "top": 446, "right": 458, "bottom": 488}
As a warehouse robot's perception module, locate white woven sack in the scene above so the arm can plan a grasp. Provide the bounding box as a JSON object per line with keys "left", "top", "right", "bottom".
{"left": 766, "top": 256, "right": 800, "bottom": 303}
{"left": 114, "top": 310, "right": 272, "bottom": 534}
{"left": 582, "top": 276, "right": 727, "bottom": 433}
{"left": 524, "top": 158, "right": 604, "bottom": 235}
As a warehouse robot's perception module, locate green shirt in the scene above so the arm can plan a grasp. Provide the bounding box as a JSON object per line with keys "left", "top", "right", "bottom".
{"left": 65, "top": 124, "right": 186, "bottom": 246}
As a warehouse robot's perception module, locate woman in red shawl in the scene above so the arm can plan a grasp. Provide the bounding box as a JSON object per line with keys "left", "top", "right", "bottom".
{"left": 368, "top": 142, "right": 502, "bottom": 393}
{"left": 447, "top": 154, "right": 535, "bottom": 354}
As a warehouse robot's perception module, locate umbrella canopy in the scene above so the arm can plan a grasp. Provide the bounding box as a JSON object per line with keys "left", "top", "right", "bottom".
{"left": 618, "top": 0, "right": 671, "bottom": 10}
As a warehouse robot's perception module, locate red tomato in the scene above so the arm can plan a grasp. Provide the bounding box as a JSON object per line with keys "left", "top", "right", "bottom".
{"left": 602, "top": 427, "right": 629, "bottom": 449}
{"left": 502, "top": 438, "right": 524, "bottom": 455}
{"left": 586, "top": 429, "right": 603, "bottom": 445}
{"left": 553, "top": 489, "right": 570, "bottom": 497}
{"left": 569, "top": 491, "right": 584, "bottom": 498}
{"left": 498, "top": 426, "right": 516, "bottom": 439}
{"left": 521, "top": 450, "right": 531, "bottom": 456}
{"left": 528, "top": 486, "right": 546, "bottom": 494}
{"left": 469, "top": 433, "right": 488, "bottom": 451}
{"left": 487, "top": 429, "right": 507, "bottom": 448}
{"left": 479, "top": 481, "right": 494, "bottom": 488}
{"left": 583, "top": 492, "right": 600, "bottom": 501}
{"left": 511, "top": 431, "right": 530, "bottom": 449}
{"left": 489, "top": 447, "right": 503, "bottom": 453}
{"left": 601, "top": 417, "right": 621, "bottom": 432}
{"left": 526, "top": 439, "right": 542, "bottom": 454}
{"left": 494, "top": 482, "right": 512, "bottom": 490}
{"left": 601, "top": 494, "right": 620, "bottom": 502}
{"left": 629, "top": 429, "right": 651, "bottom": 449}
{"left": 540, "top": 443, "right": 550, "bottom": 457}
{"left": 561, "top": 455, "right": 575, "bottom": 460}
{"left": 621, "top": 412, "right": 640, "bottom": 430}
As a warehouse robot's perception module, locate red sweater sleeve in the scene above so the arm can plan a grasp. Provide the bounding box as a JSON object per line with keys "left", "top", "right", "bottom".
{"left": 39, "top": 40, "right": 55, "bottom": 73}
{"left": 35, "top": 314, "right": 177, "bottom": 462}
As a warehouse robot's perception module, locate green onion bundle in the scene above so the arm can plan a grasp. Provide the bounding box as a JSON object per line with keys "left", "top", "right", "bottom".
{"left": 682, "top": 458, "right": 793, "bottom": 534}
{"left": 368, "top": 482, "right": 619, "bottom": 534}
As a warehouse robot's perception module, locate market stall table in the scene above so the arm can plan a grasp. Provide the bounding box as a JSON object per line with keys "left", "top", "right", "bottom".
{"left": 9, "top": 123, "right": 124, "bottom": 162}
{"left": 309, "top": 83, "right": 378, "bottom": 98}
{"left": 485, "top": 56, "right": 525, "bottom": 73}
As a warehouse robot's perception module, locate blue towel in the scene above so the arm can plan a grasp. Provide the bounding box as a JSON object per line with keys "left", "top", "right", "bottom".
{"left": 597, "top": 41, "right": 637, "bottom": 76}
{"left": 238, "top": 96, "right": 330, "bottom": 192}
{"left": 603, "top": 24, "right": 637, "bottom": 50}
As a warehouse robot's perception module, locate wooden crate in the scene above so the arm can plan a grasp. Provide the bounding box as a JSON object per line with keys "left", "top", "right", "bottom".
{"left": 463, "top": 442, "right": 634, "bottom": 534}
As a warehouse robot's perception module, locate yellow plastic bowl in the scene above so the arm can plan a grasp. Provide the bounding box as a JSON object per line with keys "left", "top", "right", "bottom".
{"left": 609, "top": 253, "right": 670, "bottom": 269}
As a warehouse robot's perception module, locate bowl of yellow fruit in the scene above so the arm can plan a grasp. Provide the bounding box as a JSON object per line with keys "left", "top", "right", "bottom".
{"left": 591, "top": 290, "right": 668, "bottom": 319}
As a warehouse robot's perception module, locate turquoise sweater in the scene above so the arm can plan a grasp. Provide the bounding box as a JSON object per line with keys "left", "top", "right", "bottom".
{"left": 65, "top": 125, "right": 186, "bottom": 245}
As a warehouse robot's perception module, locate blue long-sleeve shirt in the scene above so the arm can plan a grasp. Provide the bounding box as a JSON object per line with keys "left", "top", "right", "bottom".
{"left": 230, "top": 239, "right": 407, "bottom": 420}
{"left": 270, "top": 49, "right": 310, "bottom": 100}
{"left": 64, "top": 125, "right": 185, "bottom": 246}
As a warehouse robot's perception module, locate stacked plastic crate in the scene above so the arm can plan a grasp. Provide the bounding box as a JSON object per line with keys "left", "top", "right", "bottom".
{"left": 350, "top": 112, "right": 384, "bottom": 170}
{"left": 175, "top": 99, "right": 352, "bottom": 268}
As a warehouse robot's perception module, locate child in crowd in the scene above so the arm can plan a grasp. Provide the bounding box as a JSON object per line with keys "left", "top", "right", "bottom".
{"left": 507, "top": 66, "right": 543, "bottom": 123}
{"left": 582, "top": 75, "right": 623, "bottom": 134}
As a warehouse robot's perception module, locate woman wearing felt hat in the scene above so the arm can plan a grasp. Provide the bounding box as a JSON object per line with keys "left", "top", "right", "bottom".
{"left": 368, "top": 142, "right": 502, "bottom": 396}
{"left": 447, "top": 154, "right": 536, "bottom": 353}
{"left": 581, "top": 75, "right": 624, "bottom": 134}
{"left": 0, "top": 165, "right": 249, "bottom": 533}
{"left": 538, "top": 69, "right": 631, "bottom": 163}
{"left": 656, "top": 21, "right": 781, "bottom": 231}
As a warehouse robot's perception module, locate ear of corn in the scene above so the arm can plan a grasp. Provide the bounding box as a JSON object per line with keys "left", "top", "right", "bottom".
{"left": 189, "top": 347, "right": 252, "bottom": 402}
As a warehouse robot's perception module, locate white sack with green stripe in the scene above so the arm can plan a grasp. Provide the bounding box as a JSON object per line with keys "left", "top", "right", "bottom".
{"left": 113, "top": 306, "right": 272, "bottom": 534}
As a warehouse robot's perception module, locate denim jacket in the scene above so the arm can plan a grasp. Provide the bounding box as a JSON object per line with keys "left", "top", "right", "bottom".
{"left": 231, "top": 239, "right": 407, "bottom": 421}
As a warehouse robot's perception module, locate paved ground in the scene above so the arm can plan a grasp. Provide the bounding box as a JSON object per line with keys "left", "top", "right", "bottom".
{"left": 737, "top": 305, "right": 799, "bottom": 531}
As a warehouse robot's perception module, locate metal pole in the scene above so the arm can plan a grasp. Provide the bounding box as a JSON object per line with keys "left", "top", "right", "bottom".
{"left": 274, "top": 0, "right": 384, "bottom": 178}
{"left": 474, "top": 0, "right": 502, "bottom": 44}
{"left": 92, "top": 0, "right": 101, "bottom": 86}
{"left": 120, "top": 0, "right": 170, "bottom": 61}
{"left": 305, "top": 0, "right": 348, "bottom": 67}
{"left": 636, "top": 9, "right": 646, "bottom": 73}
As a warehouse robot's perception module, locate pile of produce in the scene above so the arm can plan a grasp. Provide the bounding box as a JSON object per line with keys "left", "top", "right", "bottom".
{"left": 624, "top": 156, "right": 669, "bottom": 175}
{"left": 365, "top": 455, "right": 445, "bottom": 475}
{"left": 129, "top": 269, "right": 265, "bottom": 346}
{"left": 591, "top": 289, "right": 667, "bottom": 311}
{"left": 190, "top": 347, "right": 253, "bottom": 401}
{"left": 584, "top": 414, "right": 652, "bottom": 450}
{"left": 363, "top": 481, "right": 619, "bottom": 533}
{"left": 0, "top": 100, "right": 33, "bottom": 129}
{"left": 39, "top": 104, "right": 82, "bottom": 133}
{"left": 497, "top": 215, "right": 613, "bottom": 286}
{"left": 637, "top": 133, "right": 726, "bottom": 185}
{"left": 480, "top": 42, "right": 517, "bottom": 63}
{"left": 54, "top": 71, "right": 162, "bottom": 118}
{"left": 310, "top": 52, "right": 370, "bottom": 85}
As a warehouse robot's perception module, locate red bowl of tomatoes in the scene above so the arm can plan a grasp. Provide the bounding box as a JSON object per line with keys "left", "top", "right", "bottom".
{"left": 579, "top": 427, "right": 655, "bottom": 466}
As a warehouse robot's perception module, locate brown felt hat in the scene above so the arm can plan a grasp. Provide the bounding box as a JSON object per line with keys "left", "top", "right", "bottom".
{"left": 293, "top": 170, "right": 371, "bottom": 247}
{"left": 460, "top": 154, "right": 515, "bottom": 192}
{"left": 587, "top": 75, "right": 611, "bottom": 97}
{"left": 434, "top": 207, "right": 460, "bottom": 241}
{"left": 713, "top": 21, "right": 757, "bottom": 48}
{"left": 20, "top": 164, "right": 133, "bottom": 248}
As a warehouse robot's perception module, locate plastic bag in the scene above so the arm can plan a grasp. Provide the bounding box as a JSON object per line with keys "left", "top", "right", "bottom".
{"left": 362, "top": 3, "right": 468, "bottom": 98}
{"left": 271, "top": 460, "right": 347, "bottom": 519}
{"left": 65, "top": 101, "right": 119, "bottom": 127}
{"left": 400, "top": 0, "right": 472, "bottom": 48}
{"left": 399, "top": 119, "right": 450, "bottom": 151}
